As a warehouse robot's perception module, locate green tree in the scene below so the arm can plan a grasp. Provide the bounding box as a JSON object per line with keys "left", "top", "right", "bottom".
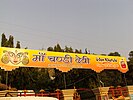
{"left": 126, "top": 51, "right": 133, "bottom": 85}
{"left": 85, "top": 48, "right": 88, "bottom": 54}
{"left": 1, "top": 33, "right": 8, "bottom": 47}
{"left": 1, "top": 33, "right": 21, "bottom": 48}
{"left": 64, "top": 46, "right": 73, "bottom": 53}
{"left": 100, "top": 70, "right": 123, "bottom": 87}
{"left": 128, "top": 51, "right": 133, "bottom": 64}
{"left": 54, "top": 44, "right": 62, "bottom": 52}
{"left": 69, "top": 47, "right": 73, "bottom": 53}
{"left": 16, "top": 41, "right": 21, "bottom": 48}
{"left": 53, "top": 45, "right": 57, "bottom": 51}
{"left": 108, "top": 52, "right": 121, "bottom": 56}
{"left": 75, "top": 49, "right": 80, "bottom": 53}
{"left": 47, "top": 47, "right": 54, "bottom": 51}
{"left": 8, "top": 35, "right": 14, "bottom": 48}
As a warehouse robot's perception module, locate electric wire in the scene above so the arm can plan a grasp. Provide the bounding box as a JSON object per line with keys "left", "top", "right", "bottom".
{"left": 0, "top": 21, "right": 126, "bottom": 53}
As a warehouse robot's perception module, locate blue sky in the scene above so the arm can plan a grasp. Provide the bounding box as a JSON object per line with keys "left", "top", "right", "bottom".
{"left": 0, "top": 0, "right": 133, "bottom": 58}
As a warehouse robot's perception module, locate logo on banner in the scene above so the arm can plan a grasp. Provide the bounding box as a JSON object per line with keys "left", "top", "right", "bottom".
{"left": 1, "top": 50, "right": 29, "bottom": 65}
{"left": 120, "top": 59, "right": 127, "bottom": 69}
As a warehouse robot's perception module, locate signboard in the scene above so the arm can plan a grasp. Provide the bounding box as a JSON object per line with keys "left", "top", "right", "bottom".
{"left": 0, "top": 47, "right": 128, "bottom": 73}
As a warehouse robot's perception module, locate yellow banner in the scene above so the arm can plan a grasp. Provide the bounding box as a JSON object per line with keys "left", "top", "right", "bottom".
{"left": 0, "top": 47, "right": 128, "bottom": 73}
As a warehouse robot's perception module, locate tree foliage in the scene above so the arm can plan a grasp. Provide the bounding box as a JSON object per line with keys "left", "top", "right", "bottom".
{"left": 8, "top": 35, "right": 14, "bottom": 48}
{"left": 125, "top": 51, "right": 133, "bottom": 85}
{"left": 99, "top": 52, "right": 124, "bottom": 87}
{"left": 47, "top": 47, "right": 54, "bottom": 51}
{"left": 1, "top": 33, "right": 8, "bottom": 47}
{"left": 108, "top": 52, "right": 121, "bottom": 56}
{"left": 16, "top": 41, "right": 21, "bottom": 48}
{"left": 54, "top": 44, "right": 62, "bottom": 52}
{"left": 64, "top": 46, "right": 73, "bottom": 53}
{"left": 75, "top": 49, "right": 82, "bottom": 53}
{"left": 1, "top": 33, "right": 21, "bottom": 48}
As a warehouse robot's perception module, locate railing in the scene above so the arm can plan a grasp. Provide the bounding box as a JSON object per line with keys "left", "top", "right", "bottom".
{"left": 2, "top": 91, "right": 62, "bottom": 100}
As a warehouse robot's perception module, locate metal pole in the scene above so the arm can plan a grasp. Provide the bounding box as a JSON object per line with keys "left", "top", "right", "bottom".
{"left": 97, "top": 73, "right": 101, "bottom": 87}
{"left": 123, "top": 74, "right": 127, "bottom": 86}
{"left": 6, "top": 71, "right": 8, "bottom": 90}
{"left": 0, "top": 75, "right": 2, "bottom": 83}
{"left": 63, "top": 73, "right": 67, "bottom": 89}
